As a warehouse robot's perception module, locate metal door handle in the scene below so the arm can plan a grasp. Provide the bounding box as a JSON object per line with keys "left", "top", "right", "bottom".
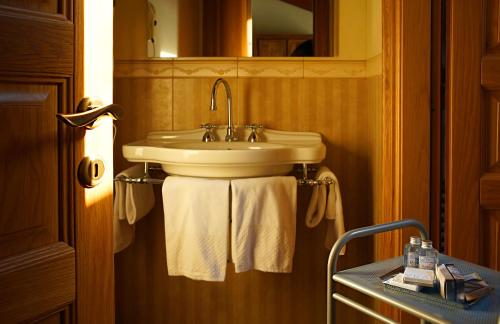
{"left": 57, "top": 98, "right": 123, "bottom": 129}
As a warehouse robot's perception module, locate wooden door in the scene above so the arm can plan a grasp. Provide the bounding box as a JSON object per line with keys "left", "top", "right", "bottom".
{"left": 446, "top": 0, "right": 500, "bottom": 270}
{"left": 480, "top": 0, "right": 500, "bottom": 270}
{"left": 0, "top": 1, "right": 114, "bottom": 323}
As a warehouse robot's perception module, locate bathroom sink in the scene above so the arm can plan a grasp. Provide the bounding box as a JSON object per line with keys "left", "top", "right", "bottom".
{"left": 122, "top": 127, "right": 326, "bottom": 178}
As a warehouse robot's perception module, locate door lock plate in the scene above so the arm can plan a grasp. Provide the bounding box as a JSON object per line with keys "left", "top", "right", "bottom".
{"left": 78, "top": 156, "right": 105, "bottom": 188}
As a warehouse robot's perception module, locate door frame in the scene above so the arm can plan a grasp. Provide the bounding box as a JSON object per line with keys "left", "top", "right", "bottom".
{"left": 380, "top": 0, "right": 431, "bottom": 258}
{"left": 444, "top": 0, "right": 483, "bottom": 264}
{"left": 74, "top": 0, "right": 115, "bottom": 322}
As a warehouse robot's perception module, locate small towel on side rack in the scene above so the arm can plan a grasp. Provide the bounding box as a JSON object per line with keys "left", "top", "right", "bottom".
{"left": 231, "top": 176, "right": 297, "bottom": 273}
{"left": 113, "top": 176, "right": 134, "bottom": 253}
{"left": 305, "top": 166, "right": 346, "bottom": 254}
{"left": 113, "top": 165, "right": 155, "bottom": 253}
{"left": 162, "top": 176, "right": 230, "bottom": 282}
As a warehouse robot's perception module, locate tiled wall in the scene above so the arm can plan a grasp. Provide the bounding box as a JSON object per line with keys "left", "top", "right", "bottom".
{"left": 113, "top": 57, "right": 382, "bottom": 324}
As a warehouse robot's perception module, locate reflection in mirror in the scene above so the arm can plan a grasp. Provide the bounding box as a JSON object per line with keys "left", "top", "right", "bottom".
{"left": 132, "top": 0, "right": 332, "bottom": 57}
{"left": 252, "top": 0, "right": 313, "bottom": 56}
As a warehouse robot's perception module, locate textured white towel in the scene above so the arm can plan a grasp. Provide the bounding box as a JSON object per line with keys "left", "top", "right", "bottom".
{"left": 231, "top": 176, "right": 297, "bottom": 273}
{"left": 305, "top": 166, "right": 345, "bottom": 254}
{"left": 113, "top": 178, "right": 134, "bottom": 253}
{"left": 113, "top": 165, "right": 155, "bottom": 253}
{"left": 162, "top": 176, "right": 230, "bottom": 281}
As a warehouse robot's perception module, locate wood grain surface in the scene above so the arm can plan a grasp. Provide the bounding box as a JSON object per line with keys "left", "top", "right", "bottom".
{"left": 446, "top": 0, "right": 483, "bottom": 263}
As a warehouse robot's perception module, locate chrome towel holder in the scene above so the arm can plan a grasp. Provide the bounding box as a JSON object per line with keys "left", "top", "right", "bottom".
{"left": 114, "top": 163, "right": 334, "bottom": 186}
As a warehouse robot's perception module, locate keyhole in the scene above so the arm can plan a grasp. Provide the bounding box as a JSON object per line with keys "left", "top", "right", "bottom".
{"left": 94, "top": 163, "right": 99, "bottom": 178}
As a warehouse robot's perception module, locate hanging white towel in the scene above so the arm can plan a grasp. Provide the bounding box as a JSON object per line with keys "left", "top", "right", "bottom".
{"left": 305, "top": 166, "right": 346, "bottom": 254}
{"left": 162, "top": 176, "right": 230, "bottom": 282}
{"left": 113, "top": 177, "right": 134, "bottom": 253}
{"left": 113, "top": 164, "right": 155, "bottom": 253}
{"left": 231, "top": 176, "right": 297, "bottom": 273}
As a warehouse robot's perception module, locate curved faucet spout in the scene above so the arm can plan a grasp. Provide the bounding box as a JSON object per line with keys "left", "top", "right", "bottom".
{"left": 210, "top": 78, "right": 237, "bottom": 142}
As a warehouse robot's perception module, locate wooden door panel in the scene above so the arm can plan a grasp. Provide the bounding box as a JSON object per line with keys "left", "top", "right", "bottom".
{"left": 479, "top": 0, "right": 500, "bottom": 270}
{"left": 483, "top": 211, "right": 500, "bottom": 270}
{"left": 0, "top": 82, "right": 60, "bottom": 259}
{"left": 485, "top": 0, "right": 499, "bottom": 50}
{"left": 0, "top": 243, "right": 75, "bottom": 323}
{"left": 0, "top": 0, "right": 61, "bottom": 15}
{"left": 482, "top": 56, "right": 500, "bottom": 89}
{"left": 485, "top": 94, "right": 500, "bottom": 170}
{"left": 0, "top": 1, "right": 78, "bottom": 322}
{"left": 0, "top": 7, "right": 73, "bottom": 76}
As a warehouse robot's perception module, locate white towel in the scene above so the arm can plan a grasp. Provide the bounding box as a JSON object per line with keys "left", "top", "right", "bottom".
{"left": 113, "top": 165, "right": 155, "bottom": 253}
{"left": 231, "top": 176, "right": 297, "bottom": 273}
{"left": 162, "top": 176, "right": 230, "bottom": 281}
{"left": 305, "top": 166, "right": 346, "bottom": 254}
{"left": 113, "top": 178, "right": 134, "bottom": 253}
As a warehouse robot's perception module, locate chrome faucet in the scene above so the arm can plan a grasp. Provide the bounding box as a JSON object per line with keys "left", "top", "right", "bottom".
{"left": 210, "top": 78, "right": 237, "bottom": 142}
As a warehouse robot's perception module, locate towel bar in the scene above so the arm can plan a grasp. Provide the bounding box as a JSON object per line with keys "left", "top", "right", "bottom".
{"left": 114, "top": 163, "right": 334, "bottom": 186}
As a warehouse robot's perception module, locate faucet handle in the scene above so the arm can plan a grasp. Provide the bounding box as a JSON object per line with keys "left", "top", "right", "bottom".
{"left": 200, "top": 123, "right": 217, "bottom": 130}
{"left": 200, "top": 123, "right": 217, "bottom": 142}
{"left": 244, "top": 123, "right": 263, "bottom": 130}
{"left": 244, "top": 124, "right": 263, "bottom": 142}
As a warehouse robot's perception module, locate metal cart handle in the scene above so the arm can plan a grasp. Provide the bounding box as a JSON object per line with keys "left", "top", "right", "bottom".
{"left": 327, "top": 219, "right": 429, "bottom": 324}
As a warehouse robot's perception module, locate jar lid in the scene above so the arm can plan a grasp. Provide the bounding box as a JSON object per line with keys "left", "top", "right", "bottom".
{"left": 421, "top": 240, "right": 433, "bottom": 249}
{"left": 410, "top": 236, "right": 421, "bottom": 245}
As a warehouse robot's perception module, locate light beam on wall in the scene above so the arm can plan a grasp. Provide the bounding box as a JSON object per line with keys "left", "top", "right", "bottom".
{"left": 84, "top": 0, "right": 114, "bottom": 206}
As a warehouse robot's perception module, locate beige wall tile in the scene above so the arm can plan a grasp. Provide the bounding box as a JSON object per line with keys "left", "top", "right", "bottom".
{"left": 173, "top": 58, "right": 237, "bottom": 78}
{"left": 304, "top": 59, "right": 366, "bottom": 78}
{"left": 114, "top": 60, "right": 173, "bottom": 78}
{"left": 113, "top": 77, "right": 173, "bottom": 172}
{"left": 238, "top": 58, "right": 303, "bottom": 78}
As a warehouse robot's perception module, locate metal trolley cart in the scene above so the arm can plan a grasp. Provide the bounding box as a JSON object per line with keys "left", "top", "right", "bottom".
{"left": 327, "top": 220, "right": 500, "bottom": 324}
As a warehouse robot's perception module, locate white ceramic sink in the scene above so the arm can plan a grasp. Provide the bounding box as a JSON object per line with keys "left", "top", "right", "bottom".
{"left": 122, "top": 127, "right": 326, "bottom": 178}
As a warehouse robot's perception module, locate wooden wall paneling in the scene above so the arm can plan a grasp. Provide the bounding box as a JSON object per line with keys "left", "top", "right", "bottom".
{"left": 446, "top": 0, "right": 483, "bottom": 263}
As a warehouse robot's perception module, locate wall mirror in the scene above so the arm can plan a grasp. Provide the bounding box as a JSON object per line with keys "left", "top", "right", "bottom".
{"left": 114, "top": 0, "right": 333, "bottom": 58}
{"left": 114, "top": 0, "right": 381, "bottom": 60}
